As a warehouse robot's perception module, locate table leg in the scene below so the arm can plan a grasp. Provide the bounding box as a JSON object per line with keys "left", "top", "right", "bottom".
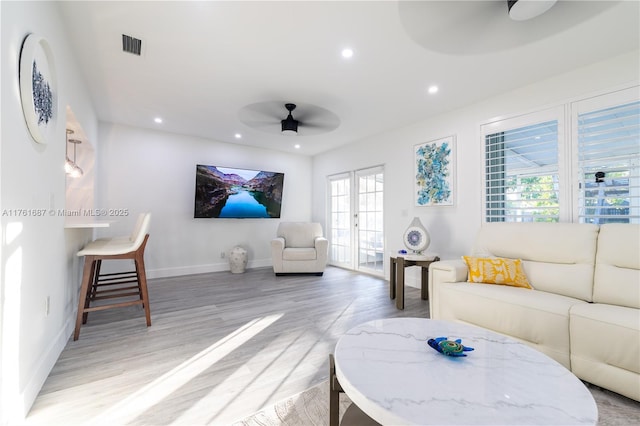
{"left": 421, "top": 266, "right": 429, "bottom": 300}
{"left": 396, "top": 257, "right": 405, "bottom": 310}
{"left": 389, "top": 257, "right": 396, "bottom": 300}
{"left": 329, "top": 354, "right": 342, "bottom": 426}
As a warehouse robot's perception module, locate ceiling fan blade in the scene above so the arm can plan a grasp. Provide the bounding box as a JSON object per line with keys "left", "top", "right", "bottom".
{"left": 298, "top": 121, "right": 334, "bottom": 130}
{"left": 238, "top": 106, "right": 278, "bottom": 122}
{"left": 241, "top": 120, "right": 279, "bottom": 129}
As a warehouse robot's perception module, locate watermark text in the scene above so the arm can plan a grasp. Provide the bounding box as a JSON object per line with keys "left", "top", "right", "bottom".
{"left": 2, "top": 208, "right": 130, "bottom": 217}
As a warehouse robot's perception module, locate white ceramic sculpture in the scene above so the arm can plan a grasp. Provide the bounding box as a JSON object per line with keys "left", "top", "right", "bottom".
{"left": 403, "top": 217, "right": 430, "bottom": 254}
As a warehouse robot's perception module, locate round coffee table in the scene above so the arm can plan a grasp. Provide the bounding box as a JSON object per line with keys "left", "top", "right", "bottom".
{"left": 334, "top": 318, "right": 597, "bottom": 425}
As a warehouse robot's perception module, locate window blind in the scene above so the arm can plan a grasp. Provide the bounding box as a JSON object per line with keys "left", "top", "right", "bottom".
{"left": 578, "top": 101, "right": 640, "bottom": 224}
{"left": 485, "top": 120, "right": 559, "bottom": 222}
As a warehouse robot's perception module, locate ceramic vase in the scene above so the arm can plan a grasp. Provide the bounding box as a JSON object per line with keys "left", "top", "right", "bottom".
{"left": 229, "top": 246, "right": 248, "bottom": 273}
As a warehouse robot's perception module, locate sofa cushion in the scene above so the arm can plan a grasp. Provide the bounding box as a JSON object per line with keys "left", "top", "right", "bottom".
{"left": 462, "top": 256, "right": 532, "bottom": 289}
{"left": 593, "top": 223, "right": 640, "bottom": 309}
{"left": 570, "top": 302, "right": 640, "bottom": 401}
{"left": 282, "top": 248, "right": 317, "bottom": 261}
{"left": 438, "top": 282, "right": 587, "bottom": 368}
{"left": 278, "top": 222, "right": 323, "bottom": 248}
{"left": 472, "top": 222, "right": 599, "bottom": 301}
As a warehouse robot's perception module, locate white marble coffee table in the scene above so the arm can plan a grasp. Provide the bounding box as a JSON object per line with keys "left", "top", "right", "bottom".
{"left": 334, "top": 318, "right": 597, "bottom": 425}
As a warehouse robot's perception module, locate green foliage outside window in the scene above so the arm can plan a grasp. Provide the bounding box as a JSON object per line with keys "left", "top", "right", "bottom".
{"left": 504, "top": 175, "right": 559, "bottom": 222}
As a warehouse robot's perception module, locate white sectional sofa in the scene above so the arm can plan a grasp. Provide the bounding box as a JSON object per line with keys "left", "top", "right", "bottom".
{"left": 428, "top": 222, "right": 640, "bottom": 402}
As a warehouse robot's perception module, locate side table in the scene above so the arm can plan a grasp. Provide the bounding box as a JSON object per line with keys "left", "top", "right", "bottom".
{"left": 389, "top": 254, "right": 440, "bottom": 310}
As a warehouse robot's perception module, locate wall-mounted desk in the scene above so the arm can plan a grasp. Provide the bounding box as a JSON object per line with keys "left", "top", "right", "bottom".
{"left": 389, "top": 253, "right": 440, "bottom": 310}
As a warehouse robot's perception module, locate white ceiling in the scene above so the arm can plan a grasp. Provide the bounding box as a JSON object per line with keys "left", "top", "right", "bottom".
{"left": 58, "top": 1, "right": 640, "bottom": 156}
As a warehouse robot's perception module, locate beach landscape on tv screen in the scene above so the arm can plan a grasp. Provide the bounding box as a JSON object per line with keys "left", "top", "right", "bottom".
{"left": 194, "top": 165, "right": 284, "bottom": 218}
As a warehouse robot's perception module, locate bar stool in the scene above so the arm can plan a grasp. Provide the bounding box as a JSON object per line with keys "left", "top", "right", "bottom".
{"left": 73, "top": 213, "right": 152, "bottom": 340}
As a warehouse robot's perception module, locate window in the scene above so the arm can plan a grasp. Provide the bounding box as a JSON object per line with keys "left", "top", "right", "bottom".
{"left": 482, "top": 108, "right": 562, "bottom": 222}
{"left": 482, "top": 87, "right": 639, "bottom": 224}
{"left": 576, "top": 100, "right": 640, "bottom": 224}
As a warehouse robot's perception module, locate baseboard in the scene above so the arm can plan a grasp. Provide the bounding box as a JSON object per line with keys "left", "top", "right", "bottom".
{"left": 147, "top": 258, "right": 272, "bottom": 279}
{"left": 19, "top": 314, "right": 74, "bottom": 421}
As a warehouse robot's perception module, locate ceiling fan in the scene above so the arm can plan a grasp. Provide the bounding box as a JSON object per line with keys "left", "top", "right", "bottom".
{"left": 398, "top": 0, "right": 616, "bottom": 55}
{"left": 238, "top": 101, "right": 340, "bottom": 136}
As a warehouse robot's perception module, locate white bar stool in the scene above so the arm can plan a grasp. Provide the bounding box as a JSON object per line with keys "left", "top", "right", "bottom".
{"left": 73, "top": 213, "right": 152, "bottom": 340}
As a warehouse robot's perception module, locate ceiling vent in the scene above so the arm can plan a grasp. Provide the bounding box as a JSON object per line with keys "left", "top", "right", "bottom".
{"left": 122, "top": 34, "right": 142, "bottom": 56}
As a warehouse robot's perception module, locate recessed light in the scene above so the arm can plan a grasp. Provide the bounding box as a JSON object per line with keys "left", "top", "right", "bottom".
{"left": 294, "top": 144, "right": 301, "bottom": 149}
{"left": 234, "top": 133, "right": 242, "bottom": 139}
{"left": 154, "top": 117, "right": 163, "bottom": 123}
{"left": 341, "top": 48, "right": 354, "bottom": 59}
{"left": 428, "top": 85, "right": 439, "bottom": 94}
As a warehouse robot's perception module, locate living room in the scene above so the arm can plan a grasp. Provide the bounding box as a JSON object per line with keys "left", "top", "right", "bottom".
{"left": 1, "top": 1, "right": 639, "bottom": 425}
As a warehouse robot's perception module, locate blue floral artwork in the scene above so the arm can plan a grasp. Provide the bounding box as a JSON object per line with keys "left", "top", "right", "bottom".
{"left": 32, "top": 60, "right": 53, "bottom": 125}
{"left": 415, "top": 137, "right": 455, "bottom": 206}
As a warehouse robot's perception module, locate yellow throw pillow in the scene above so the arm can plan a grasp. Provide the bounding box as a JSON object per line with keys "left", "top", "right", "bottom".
{"left": 462, "top": 256, "right": 532, "bottom": 289}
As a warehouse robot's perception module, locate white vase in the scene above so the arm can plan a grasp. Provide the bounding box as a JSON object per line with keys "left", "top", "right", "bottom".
{"left": 229, "top": 246, "right": 248, "bottom": 273}
{"left": 403, "top": 217, "right": 430, "bottom": 254}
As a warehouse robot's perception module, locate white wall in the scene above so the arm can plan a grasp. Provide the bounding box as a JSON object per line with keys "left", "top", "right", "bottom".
{"left": 97, "top": 122, "right": 313, "bottom": 278}
{"left": 312, "top": 51, "right": 640, "bottom": 287}
{"left": 0, "top": 1, "right": 98, "bottom": 422}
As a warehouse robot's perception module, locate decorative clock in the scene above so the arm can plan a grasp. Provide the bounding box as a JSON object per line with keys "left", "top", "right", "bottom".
{"left": 19, "top": 33, "right": 57, "bottom": 144}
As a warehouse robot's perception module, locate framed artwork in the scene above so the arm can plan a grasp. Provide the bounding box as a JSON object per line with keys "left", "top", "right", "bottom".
{"left": 414, "top": 135, "right": 456, "bottom": 206}
{"left": 19, "top": 33, "right": 57, "bottom": 144}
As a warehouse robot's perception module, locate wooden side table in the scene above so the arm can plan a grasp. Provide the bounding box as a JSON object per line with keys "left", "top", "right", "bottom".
{"left": 389, "top": 254, "right": 440, "bottom": 310}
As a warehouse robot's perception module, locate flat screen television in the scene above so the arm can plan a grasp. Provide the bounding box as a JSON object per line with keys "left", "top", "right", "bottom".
{"left": 194, "top": 164, "right": 284, "bottom": 218}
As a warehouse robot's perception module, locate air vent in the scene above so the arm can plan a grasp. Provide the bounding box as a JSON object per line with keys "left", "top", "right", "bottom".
{"left": 122, "top": 34, "right": 142, "bottom": 56}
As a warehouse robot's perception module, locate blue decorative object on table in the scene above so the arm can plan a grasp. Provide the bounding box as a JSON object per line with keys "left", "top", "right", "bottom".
{"left": 428, "top": 337, "right": 474, "bottom": 357}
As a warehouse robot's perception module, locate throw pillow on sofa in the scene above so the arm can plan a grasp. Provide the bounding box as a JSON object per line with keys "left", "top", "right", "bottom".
{"left": 462, "top": 256, "right": 533, "bottom": 289}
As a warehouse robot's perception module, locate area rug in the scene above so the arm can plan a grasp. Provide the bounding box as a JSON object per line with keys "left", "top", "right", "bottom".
{"left": 232, "top": 380, "right": 640, "bottom": 426}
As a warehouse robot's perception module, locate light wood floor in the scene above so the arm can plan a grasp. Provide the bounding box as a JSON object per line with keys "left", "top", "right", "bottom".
{"left": 25, "top": 266, "right": 428, "bottom": 425}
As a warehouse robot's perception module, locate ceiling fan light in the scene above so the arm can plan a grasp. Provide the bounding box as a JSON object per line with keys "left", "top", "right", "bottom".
{"left": 281, "top": 117, "right": 298, "bottom": 134}
{"left": 508, "top": 0, "right": 557, "bottom": 21}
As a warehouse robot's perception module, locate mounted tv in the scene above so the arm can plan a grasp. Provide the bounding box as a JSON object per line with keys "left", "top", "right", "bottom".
{"left": 194, "top": 165, "right": 284, "bottom": 218}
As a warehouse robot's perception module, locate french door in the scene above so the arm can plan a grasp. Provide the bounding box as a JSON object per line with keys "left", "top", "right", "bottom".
{"left": 328, "top": 166, "right": 384, "bottom": 275}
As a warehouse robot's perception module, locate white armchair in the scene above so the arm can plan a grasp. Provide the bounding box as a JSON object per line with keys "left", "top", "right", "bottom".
{"left": 271, "top": 222, "right": 328, "bottom": 276}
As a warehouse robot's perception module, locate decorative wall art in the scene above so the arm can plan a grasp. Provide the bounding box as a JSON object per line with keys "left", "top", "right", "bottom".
{"left": 19, "top": 33, "right": 57, "bottom": 144}
{"left": 414, "top": 135, "right": 456, "bottom": 206}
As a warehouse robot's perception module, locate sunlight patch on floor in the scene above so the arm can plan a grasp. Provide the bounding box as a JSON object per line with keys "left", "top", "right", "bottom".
{"left": 170, "top": 326, "right": 308, "bottom": 424}
{"left": 89, "top": 314, "right": 283, "bottom": 425}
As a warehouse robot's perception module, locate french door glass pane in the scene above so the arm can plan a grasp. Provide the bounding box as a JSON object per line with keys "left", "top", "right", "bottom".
{"left": 329, "top": 176, "right": 351, "bottom": 265}
{"left": 357, "top": 171, "right": 384, "bottom": 273}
